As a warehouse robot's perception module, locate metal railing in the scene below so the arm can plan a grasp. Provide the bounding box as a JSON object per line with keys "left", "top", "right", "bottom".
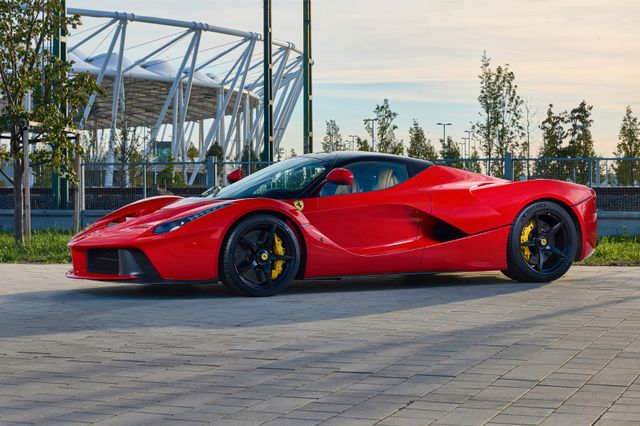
{"left": 436, "top": 156, "right": 640, "bottom": 188}
{"left": 1, "top": 156, "right": 639, "bottom": 212}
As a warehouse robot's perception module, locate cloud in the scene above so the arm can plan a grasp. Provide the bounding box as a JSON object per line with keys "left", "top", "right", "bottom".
{"left": 69, "top": 0, "right": 640, "bottom": 155}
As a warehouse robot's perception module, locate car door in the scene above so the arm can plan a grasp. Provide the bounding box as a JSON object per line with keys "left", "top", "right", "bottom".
{"left": 300, "top": 160, "right": 425, "bottom": 276}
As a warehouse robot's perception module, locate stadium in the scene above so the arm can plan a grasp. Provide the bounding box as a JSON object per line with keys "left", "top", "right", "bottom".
{"left": 68, "top": 7, "right": 303, "bottom": 186}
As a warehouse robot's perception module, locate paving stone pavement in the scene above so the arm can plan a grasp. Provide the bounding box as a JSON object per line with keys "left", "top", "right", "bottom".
{"left": 1, "top": 264, "right": 639, "bottom": 425}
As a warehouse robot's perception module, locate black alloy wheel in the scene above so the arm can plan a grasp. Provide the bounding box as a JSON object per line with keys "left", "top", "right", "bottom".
{"left": 220, "top": 214, "right": 300, "bottom": 296}
{"left": 503, "top": 201, "right": 578, "bottom": 283}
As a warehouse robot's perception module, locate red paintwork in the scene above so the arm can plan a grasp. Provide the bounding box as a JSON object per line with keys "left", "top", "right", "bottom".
{"left": 68, "top": 163, "right": 598, "bottom": 283}
{"left": 226, "top": 169, "right": 243, "bottom": 184}
{"left": 326, "top": 167, "right": 354, "bottom": 186}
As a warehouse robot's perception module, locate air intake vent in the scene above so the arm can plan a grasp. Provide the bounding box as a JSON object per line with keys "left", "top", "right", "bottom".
{"left": 87, "top": 248, "right": 119, "bottom": 275}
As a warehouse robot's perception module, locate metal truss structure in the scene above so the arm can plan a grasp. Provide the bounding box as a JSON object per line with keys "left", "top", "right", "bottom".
{"left": 68, "top": 8, "right": 303, "bottom": 186}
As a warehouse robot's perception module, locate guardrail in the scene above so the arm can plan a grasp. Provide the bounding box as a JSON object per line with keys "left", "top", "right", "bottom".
{"left": 1, "top": 156, "right": 639, "bottom": 212}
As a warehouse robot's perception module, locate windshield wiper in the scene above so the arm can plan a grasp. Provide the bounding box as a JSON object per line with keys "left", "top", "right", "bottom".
{"left": 201, "top": 186, "right": 220, "bottom": 198}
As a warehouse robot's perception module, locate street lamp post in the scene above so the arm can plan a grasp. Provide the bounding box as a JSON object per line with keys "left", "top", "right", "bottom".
{"left": 348, "top": 134, "right": 357, "bottom": 150}
{"left": 464, "top": 129, "right": 473, "bottom": 156}
{"left": 458, "top": 142, "right": 466, "bottom": 157}
{"left": 364, "top": 118, "right": 378, "bottom": 151}
{"left": 436, "top": 122, "right": 452, "bottom": 156}
{"left": 460, "top": 138, "right": 469, "bottom": 158}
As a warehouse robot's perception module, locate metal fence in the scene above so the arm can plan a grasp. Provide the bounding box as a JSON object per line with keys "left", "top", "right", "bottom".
{"left": 1, "top": 156, "right": 639, "bottom": 212}
{"left": 436, "top": 157, "right": 640, "bottom": 188}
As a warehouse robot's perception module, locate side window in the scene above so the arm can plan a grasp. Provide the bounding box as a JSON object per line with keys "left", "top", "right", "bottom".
{"left": 319, "top": 161, "right": 409, "bottom": 196}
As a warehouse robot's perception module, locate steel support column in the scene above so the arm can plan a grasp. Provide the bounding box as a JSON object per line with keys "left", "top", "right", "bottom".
{"left": 303, "top": 0, "right": 313, "bottom": 154}
{"left": 261, "top": 0, "right": 273, "bottom": 162}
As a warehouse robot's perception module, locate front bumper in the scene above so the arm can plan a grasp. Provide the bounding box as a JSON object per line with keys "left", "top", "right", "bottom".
{"left": 68, "top": 247, "right": 160, "bottom": 281}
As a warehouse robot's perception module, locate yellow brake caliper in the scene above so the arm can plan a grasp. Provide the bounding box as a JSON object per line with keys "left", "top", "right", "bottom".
{"left": 272, "top": 233, "right": 285, "bottom": 280}
{"left": 520, "top": 220, "right": 535, "bottom": 262}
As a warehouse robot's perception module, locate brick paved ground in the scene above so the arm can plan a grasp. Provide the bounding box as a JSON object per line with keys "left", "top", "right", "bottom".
{"left": 1, "top": 264, "right": 639, "bottom": 425}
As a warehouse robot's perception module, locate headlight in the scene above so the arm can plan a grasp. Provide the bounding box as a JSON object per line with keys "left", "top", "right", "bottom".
{"left": 153, "top": 203, "right": 230, "bottom": 234}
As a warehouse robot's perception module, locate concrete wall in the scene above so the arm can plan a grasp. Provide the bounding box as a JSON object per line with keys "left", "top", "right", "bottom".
{"left": 597, "top": 212, "right": 640, "bottom": 237}
{"left": 1, "top": 209, "right": 639, "bottom": 237}
{"left": 0, "top": 210, "right": 110, "bottom": 232}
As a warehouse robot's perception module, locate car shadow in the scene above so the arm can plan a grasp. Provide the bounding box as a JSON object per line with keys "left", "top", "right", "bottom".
{"left": 72, "top": 273, "right": 525, "bottom": 299}
{"left": 0, "top": 272, "right": 546, "bottom": 339}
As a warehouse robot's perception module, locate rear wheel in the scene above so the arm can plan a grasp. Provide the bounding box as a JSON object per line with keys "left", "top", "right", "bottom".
{"left": 219, "top": 214, "right": 300, "bottom": 296}
{"left": 504, "top": 201, "right": 578, "bottom": 283}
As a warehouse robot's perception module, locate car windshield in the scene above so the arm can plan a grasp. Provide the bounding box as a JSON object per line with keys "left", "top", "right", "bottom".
{"left": 210, "top": 156, "right": 327, "bottom": 200}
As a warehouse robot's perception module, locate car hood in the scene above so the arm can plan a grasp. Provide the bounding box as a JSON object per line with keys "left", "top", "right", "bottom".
{"left": 73, "top": 196, "right": 232, "bottom": 240}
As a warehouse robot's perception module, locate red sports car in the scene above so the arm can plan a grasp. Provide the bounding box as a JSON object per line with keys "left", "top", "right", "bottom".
{"left": 68, "top": 152, "right": 598, "bottom": 296}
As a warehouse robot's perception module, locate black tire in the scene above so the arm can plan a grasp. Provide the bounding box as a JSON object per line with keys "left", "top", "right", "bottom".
{"left": 500, "top": 269, "right": 518, "bottom": 280}
{"left": 505, "top": 201, "right": 578, "bottom": 283}
{"left": 219, "top": 214, "right": 301, "bottom": 296}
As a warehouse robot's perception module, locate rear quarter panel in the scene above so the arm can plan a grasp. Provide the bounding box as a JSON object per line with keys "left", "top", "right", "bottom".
{"left": 418, "top": 166, "right": 593, "bottom": 235}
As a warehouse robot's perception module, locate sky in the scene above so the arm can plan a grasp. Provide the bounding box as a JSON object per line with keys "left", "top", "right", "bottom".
{"left": 69, "top": 0, "right": 640, "bottom": 157}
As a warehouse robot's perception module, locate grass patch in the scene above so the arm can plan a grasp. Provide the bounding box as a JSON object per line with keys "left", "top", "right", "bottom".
{"left": 582, "top": 235, "right": 640, "bottom": 266}
{"left": 0, "top": 231, "right": 72, "bottom": 263}
{"left": 0, "top": 231, "right": 638, "bottom": 266}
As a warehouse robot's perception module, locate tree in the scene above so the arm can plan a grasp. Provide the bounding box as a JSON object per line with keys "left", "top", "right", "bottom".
{"left": 537, "top": 104, "right": 567, "bottom": 179}
{"left": 473, "top": 52, "right": 525, "bottom": 177}
{"left": 537, "top": 101, "right": 596, "bottom": 184}
{"left": 364, "top": 99, "right": 404, "bottom": 155}
{"left": 439, "top": 136, "right": 462, "bottom": 168}
{"left": 112, "top": 123, "right": 147, "bottom": 187}
{"left": 322, "top": 119, "right": 344, "bottom": 152}
{"left": 241, "top": 145, "right": 260, "bottom": 173}
{"left": 205, "top": 141, "right": 224, "bottom": 161}
{"left": 355, "top": 136, "right": 371, "bottom": 152}
{"left": 469, "top": 146, "right": 482, "bottom": 173}
{"left": 157, "top": 154, "right": 182, "bottom": 189}
{"left": 566, "top": 101, "right": 596, "bottom": 184}
{"left": 614, "top": 106, "right": 640, "bottom": 185}
{"left": 186, "top": 143, "right": 199, "bottom": 162}
{"left": 407, "top": 119, "right": 436, "bottom": 160}
{"left": 205, "top": 141, "right": 225, "bottom": 182}
{"left": 522, "top": 100, "right": 536, "bottom": 178}
{"left": 0, "top": 0, "right": 100, "bottom": 242}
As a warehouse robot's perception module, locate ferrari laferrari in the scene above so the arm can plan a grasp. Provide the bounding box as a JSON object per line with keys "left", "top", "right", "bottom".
{"left": 68, "top": 152, "right": 598, "bottom": 296}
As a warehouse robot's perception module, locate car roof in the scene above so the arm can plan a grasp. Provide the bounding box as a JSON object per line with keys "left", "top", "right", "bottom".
{"left": 301, "top": 151, "right": 433, "bottom": 171}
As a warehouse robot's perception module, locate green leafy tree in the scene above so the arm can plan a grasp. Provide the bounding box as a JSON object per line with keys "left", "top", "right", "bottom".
{"left": 537, "top": 101, "right": 596, "bottom": 184}
{"left": 439, "top": 136, "right": 462, "bottom": 168}
{"left": 473, "top": 52, "right": 525, "bottom": 177}
{"left": 322, "top": 119, "right": 344, "bottom": 152}
{"left": 0, "top": 0, "right": 101, "bottom": 242}
{"left": 364, "top": 99, "right": 404, "bottom": 155}
{"left": 205, "top": 141, "right": 225, "bottom": 182}
{"left": 355, "top": 136, "right": 371, "bottom": 152}
{"left": 241, "top": 145, "right": 260, "bottom": 174}
{"left": 113, "top": 124, "right": 146, "bottom": 186}
{"left": 157, "top": 154, "right": 182, "bottom": 189}
{"left": 407, "top": 119, "right": 437, "bottom": 160}
{"left": 614, "top": 106, "right": 640, "bottom": 185}
{"left": 469, "top": 147, "right": 482, "bottom": 173}
{"left": 537, "top": 104, "right": 568, "bottom": 179}
{"left": 205, "top": 141, "right": 224, "bottom": 162}
{"left": 566, "top": 101, "right": 596, "bottom": 184}
{"left": 186, "top": 142, "right": 199, "bottom": 162}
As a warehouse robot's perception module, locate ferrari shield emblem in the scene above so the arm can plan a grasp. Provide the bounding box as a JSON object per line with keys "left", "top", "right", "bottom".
{"left": 293, "top": 200, "right": 304, "bottom": 211}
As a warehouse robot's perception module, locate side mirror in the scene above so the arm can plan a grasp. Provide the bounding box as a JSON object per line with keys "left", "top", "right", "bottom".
{"left": 226, "top": 169, "right": 243, "bottom": 184}
{"left": 326, "top": 168, "right": 354, "bottom": 186}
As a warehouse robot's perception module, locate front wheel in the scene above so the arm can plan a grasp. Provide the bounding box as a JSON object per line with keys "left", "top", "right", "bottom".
{"left": 504, "top": 201, "right": 578, "bottom": 283}
{"left": 219, "top": 214, "right": 301, "bottom": 296}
